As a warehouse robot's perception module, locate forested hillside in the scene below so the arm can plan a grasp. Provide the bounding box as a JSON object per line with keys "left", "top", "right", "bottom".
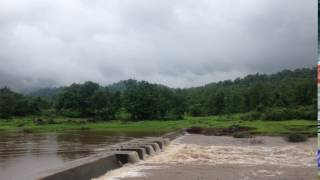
{"left": 0, "top": 67, "right": 316, "bottom": 121}
{"left": 184, "top": 68, "right": 316, "bottom": 120}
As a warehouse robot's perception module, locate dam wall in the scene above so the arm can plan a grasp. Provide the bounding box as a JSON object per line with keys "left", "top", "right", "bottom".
{"left": 24, "top": 129, "right": 186, "bottom": 180}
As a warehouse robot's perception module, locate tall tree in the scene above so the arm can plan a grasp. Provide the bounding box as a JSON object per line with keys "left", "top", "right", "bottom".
{"left": 0, "top": 88, "right": 16, "bottom": 118}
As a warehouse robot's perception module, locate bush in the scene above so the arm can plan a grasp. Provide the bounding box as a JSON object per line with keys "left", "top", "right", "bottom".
{"left": 287, "top": 133, "right": 308, "bottom": 142}
{"left": 33, "top": 118, "right": 46, "bottom": 125}
{"left": 295, "top": 106, "right": 316, "bottom": 120}
{"left": 33, "top": 118, "right": 59, "bottom": 125}
{"left": 22, "top": 128, "right": 33, "bottom": 133}
{"left": 115, "top": 109, "right": 131, "bottom": 120}
{"left": 87, "top": 117, "right": 99, "bottom": 122}
{"left": 225, "top": 124, "right": 242, "bottom": 133}
{"left": 47, "top": 119, "right": 58, "bottom": 124}
{"left": 79, "top": 126, "right": 90, "bottom": 131}
{"left": 262, "top": 107, "right": 316, "bottom": 121}
{"left": 66, "top": 119, "right": 88, "bottom": 124}
{"left": 232, "top": 132, "right": 251, "bottom": 138}
{"left": 42, "top": 109, "right": 57, "bottom": 117}
{"left": 240, "top": 111, "right": 261, "bottom": 121}
{"left": 188, "top": 104, "right": 204, "bottom": 117}
{"left": 16, "top": 122, "right": 25, "bottom": 127}
{"left": 261, "top": 108, "right": 290, "bottom": 120}
{"left": 186, "top": 127, "right": 204, "bottom": 134}
{"left": 60, "top": 110, "right": 82, "bottom": 118}
{"left": 94, "top": 108, "right": 116, "bottom": 121}
{"left": 166, "top": 111, "right": 184, "bottom": 120}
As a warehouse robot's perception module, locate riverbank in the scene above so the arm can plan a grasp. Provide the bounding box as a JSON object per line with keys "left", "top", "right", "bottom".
{"left": 96, "top": 134, "right": 317, "bottom": 180}
{"left": 0, "top": 115, "right": 315, "bottom": 136}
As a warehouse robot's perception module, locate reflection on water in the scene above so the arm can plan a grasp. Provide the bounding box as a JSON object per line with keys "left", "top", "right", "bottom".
{"left": 0, "top": 131, "right": 144, "bottom": 180}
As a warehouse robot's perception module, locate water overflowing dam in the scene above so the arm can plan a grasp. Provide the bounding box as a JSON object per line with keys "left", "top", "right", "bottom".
{"left": 97, "top": 134, "right": 316, "bottom": 180}
{"left": 4, "top": 129, "right": 315, "bottom": 180}
{"left": 21, "top": 129, "right": 186, "bottom": 180}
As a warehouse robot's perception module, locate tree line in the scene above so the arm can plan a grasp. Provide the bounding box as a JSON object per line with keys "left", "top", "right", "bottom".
{"left": 0, "top": 87, "right": 49, "bottom": 118}
{"left": 0, "top": 67, "right": 316, "bottom": 120}
{"left": 184, "top": 68, "right": 316, "bottom": 118}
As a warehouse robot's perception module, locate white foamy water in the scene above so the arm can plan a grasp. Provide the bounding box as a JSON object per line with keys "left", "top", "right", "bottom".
{"left": 94, "top": 136, "right": 315, "bottom": 180}
{"left": 147, "top": 144, "right": 314, "bottom": 167}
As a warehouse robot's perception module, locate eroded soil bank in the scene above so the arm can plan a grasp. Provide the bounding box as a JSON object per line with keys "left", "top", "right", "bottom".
{"left": 95, "top": 134, "right": 317, "bottom": 180}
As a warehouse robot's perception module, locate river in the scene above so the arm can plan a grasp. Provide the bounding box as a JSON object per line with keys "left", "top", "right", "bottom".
{"left": 0, "top": 131, "right": 151, "bottom": 180}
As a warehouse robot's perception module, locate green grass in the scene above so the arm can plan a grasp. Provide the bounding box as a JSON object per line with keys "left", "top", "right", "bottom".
{"left": 0, "top": 114, "right": 316, "bottom": 136}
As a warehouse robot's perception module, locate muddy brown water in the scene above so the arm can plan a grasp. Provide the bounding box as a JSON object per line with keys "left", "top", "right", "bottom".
{"left": 97, "top": 134, "right": 317, "bottom": 180}
{"left": 0, "top": 131, "right": 156, "bottom": 180}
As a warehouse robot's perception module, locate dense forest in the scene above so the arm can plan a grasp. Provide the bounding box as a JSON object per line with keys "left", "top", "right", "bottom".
{"left": 0, "top": 67, "right": 316, "bottom": 121}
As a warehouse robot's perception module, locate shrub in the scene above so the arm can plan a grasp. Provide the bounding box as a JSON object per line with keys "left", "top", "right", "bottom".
{"left": 79, "top": 126, "right": 90, "bottom": 131}
{"left": 226, "top": 124, "right": 241, "bottom": 133}
{"left": 87, "top": 117, "right": 99, "bottom": 122}
{"left": 42, "top": 109, "right": 56, "bottom": 117}
{"left": 33, "top": 118, "right": 46, "bottom": 125}
{"left": 60, "top": 110, "right": 82, "bottom": 118}
{"left": 66, "top": 119, "right": 88, "bottom": 124}
{"left": 261, "top": 108, "right": 288, "bottom": 120}
{"left": 115, "top": 109, "right": 131, "bottom": 120}
{"left": 233, "top": 132, "right": 251, "bottom": 138}
{"left": 16, "top": 122, "right": 25, "bottom": 127}
{"left": 167, "top": 110, "right": 184, "bottom": 120}
{"left": 186, "top": 127, "right": 204, "bottom": 134}
{"left": 33, "top": 118, "right": 59, "bottom": 125}
{"left": 295, "top": 106, "right": 316, "bottom": 120}
{"left": 287, "top": 133, "right": 308, "bottom": 142}
{"left": 188, "top": 104, "right": 204, "bottom": 117}
{"left": 262, "top": 107, "right": 316, "bottom": 121}
{"left": 240, "top": 111, "right": 261, "bottom": 121}
{"left": 47, "top": 119, "right": 58, "bottom": 124}
{"left": 22, "top": 128, "right": 33, "bottom": 133}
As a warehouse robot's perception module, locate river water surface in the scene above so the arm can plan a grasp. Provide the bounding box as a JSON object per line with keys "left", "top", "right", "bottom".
{"left": 96, "top": 134, "right": 316, "bottom": 180}
{"left": 0, "top": 131, "right": 149, "bottom": 180}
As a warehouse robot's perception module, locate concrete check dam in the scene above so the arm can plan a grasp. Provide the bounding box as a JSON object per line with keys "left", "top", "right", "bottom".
{"left": 22, "top": 129, "right": 186, "bottom": 180}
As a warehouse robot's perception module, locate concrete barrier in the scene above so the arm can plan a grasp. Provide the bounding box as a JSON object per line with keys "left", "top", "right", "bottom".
{"left": 163, "top": 128, "right": 186, "bottom": 140}
{"left": 116, "top": 147, "right": 148, "bottom": 160}
{"left": 133, "top": 138, "right": 165, "bottom": 150}
{"left": 136, "top": 144, "right": 156, "bottom": 155}
{"left": 26, "top": 153, "right": 121, "bottom": 180}
{"left": 130, "top": 143, "right": 160, "bottom": 154}
{"left": 147, "top": 139, "right": 164, "bottom": 150}
{"left": 29, "top": 129, "right": 186, "bottom": 180}
{"left": 115, "top": 151, "right": 140, "bottom": 164}
{"left": 133, "top": 142, "right": 161, "bottom": 153}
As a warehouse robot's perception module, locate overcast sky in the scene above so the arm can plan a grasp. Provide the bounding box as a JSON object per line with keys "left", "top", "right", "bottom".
{"left": 0, "top": 0, "right": 316, "bottom": 90}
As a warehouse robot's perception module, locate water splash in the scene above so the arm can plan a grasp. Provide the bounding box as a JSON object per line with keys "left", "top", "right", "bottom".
{"left": 95, "top": 136, "right": 315, "bottom": 180}
{"left": 147, "top": 143, "right": 315, "bottom": 167}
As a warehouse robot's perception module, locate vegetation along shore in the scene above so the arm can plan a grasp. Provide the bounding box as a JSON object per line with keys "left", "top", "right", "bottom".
{"left": 0, "top": 67, "right": 316, "bottom": 136}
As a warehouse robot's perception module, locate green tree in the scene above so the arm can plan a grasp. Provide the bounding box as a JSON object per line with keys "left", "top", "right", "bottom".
{"left": 0, "top": 88, "right": 16, "bottom": 118}
{"left": 214, "top": 92, "right": 225, "bottom": 115}
{"left": 91, "top": 88, "right": 119, "bottom": 120}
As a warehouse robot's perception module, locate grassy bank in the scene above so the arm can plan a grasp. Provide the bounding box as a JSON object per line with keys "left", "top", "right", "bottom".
{"left": 0, "top": 114, "right": 316, "bottom": 136}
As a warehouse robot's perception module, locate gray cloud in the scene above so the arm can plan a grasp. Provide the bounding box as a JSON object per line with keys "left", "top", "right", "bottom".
{"left": 0, "top": 0, "right": 316, "bottom": 90}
